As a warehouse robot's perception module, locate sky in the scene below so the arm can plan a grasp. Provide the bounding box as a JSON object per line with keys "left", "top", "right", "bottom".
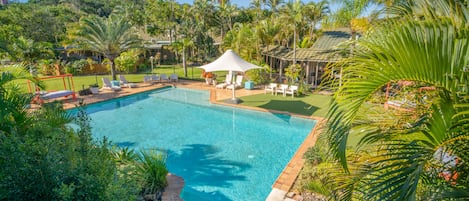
{"left": 176, "top": 0, "right": 340, "bottom": 10}
{"left": 175, "top": 0, "right": 379, "bottom": 17}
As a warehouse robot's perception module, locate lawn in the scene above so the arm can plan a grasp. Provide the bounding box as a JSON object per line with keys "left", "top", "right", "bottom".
{"left": 239, "top": 93, "right": 332, "bottom": 117}
{"left": 14, "top": 65, "right": 230, "bottom": 92}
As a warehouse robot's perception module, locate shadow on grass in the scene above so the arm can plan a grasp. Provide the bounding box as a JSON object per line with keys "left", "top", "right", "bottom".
{"left": 258, "top": 100, "right": 318, "bottom": 116}
{"left": 167, "top": 144, "right": 251, "bottom": 201}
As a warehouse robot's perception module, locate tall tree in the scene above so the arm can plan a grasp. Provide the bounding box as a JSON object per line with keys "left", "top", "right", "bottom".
{"left": 302, "top": 0, "right": 329, "bottom": 41}
{"left": 280, "top": 0, "right": 303, "bottom": 65}
{"left": 325, "top": 0, "right": 469, "bottom": 199}
{"left": 266, "top": 0, "right": 284, "bottom": 14}
{"left": 70, "top": 14, "right": 141, "bottom": 80}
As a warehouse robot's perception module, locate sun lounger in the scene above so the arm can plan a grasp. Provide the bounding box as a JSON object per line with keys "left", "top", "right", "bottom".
{"left": 119, "top": 75, "right": 138, "bottom": 88}
{"left": 144, "top": 75, "right": 152, "bottom": 83}
{"left": 160, "top": 74, "right": 169, "bottom": 82}
{"left": 102, "top": 77, "right": 121, "bottom": 91}
{"left": 275, "top": 84, "right": 289, "bottom": 96}
{"left": 285, "top": 85, "right": 298, "bottom": 98}
{"left": 215, "top": 72, "right": 232, "bottom": 89}
{"left": 170, "top": 74, "right": 178, "bottom": 82}
{"left": 265, "top": 83, "right": 277, "bottom": 95}
{"left": 33, "top": 90, "right": 76, "bottom": 104}
{"left": 226, "top": 75, "right": 243, "bottom": 90}
{"left": 151, "top": 74, "right": 160, "bottom": 83}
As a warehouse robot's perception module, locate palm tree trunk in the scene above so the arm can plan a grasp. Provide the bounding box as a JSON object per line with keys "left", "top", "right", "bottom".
{"left": 293, "top": 28, "right": 297, "bottom": 65}
{"left": 110, "top": 59, "right": 117, "bottom": 80}
{"left": 183, "top": 46, "right": 187, "bottom": 77}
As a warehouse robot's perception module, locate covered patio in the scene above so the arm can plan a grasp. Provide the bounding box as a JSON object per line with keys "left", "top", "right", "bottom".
{"left": 261, "top": 29, "right": 351, "bottom": 88}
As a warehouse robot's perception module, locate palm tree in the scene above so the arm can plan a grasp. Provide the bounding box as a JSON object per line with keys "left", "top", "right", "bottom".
{"left": 280, "top": 0, "right": 303, "bottom": 65}
{"left": 251, "top": 0, "right": 266, "bottom": 19}
{"left": 325, "top": 0, "right": 469, "bottom": 199}
{"left": 72, "top": 14, "right": 141, "bottom": 80}
{"left": 266, "top": 0, "right": 284, "bottom": 14}
{"left": 303, "top": 1, "right": 329, "bottom": 40}
{"left": 0, "top": 65, "right": 44, "bottom": 135}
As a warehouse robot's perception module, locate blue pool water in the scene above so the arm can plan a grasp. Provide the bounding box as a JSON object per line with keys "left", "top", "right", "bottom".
{"left": 75, "top": 87, "right": 315, "bottom": 201}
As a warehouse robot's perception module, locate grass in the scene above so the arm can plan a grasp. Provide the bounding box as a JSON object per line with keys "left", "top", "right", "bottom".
{"left": 13, "top": 64, "right": 332, "bottom": 117}
{"left": 239, "top": 93, "right": 332, "bottom": 117}
{"left": 15, "top": 65, "right": 229, "bottom": 92}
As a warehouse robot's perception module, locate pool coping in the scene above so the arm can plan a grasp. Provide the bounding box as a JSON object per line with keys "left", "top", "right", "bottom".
{"left": 206, "top": 88, "right": 325, "bottom": 200}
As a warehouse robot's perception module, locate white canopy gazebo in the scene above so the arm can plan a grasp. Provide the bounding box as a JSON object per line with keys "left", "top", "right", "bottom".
{"left": 199, "top": 50, "right": 262, "bottom": 104}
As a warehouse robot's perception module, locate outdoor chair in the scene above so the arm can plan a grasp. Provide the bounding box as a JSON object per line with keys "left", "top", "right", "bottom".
{"left": 275, "top": 84, "right": 289, "bottom": 96}
{"left": 102, "top": 77, "right": 121, "bottom": 91}
{"left": 119, "top": 75, "right": 138, "bottom": 88}
{"left": 160, "top": 74, "right": 169, "bottom": 82}
{"left": 151, "top": 74, "right": 160, "bottom": 83}
{"left": 143, "top": 75, "right": 152, "bottom": 83}
{"left": 226, "top": 75, "right": 243, "bottom": 90}
{"left": 215, "top": 74, "right": 232, "bottom": 89}
{"left": 32, "top": 90, "right": 76, "bottom": 104}
{"left": 170, "top": 74, "right": 178, "bottom": 82}
{"left": 285, "top": 85, "right": 298, "bottom": 98}
{"left": 264, "top": 83, "right": 277, "bottom": 95}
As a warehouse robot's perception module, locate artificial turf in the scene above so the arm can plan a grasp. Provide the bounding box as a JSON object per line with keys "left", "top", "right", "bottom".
{"left": 239, "top": 93, "right": 332, "bottom": 117}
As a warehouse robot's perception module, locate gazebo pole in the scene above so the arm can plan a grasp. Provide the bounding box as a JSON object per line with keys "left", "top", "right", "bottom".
{"left": 231, "top": 71, "right": 236, "bottom": 100}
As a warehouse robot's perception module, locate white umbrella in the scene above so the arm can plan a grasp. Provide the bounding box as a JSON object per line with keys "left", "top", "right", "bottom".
{"left": 199, "top": 50, "right": 262, "bottom": 103}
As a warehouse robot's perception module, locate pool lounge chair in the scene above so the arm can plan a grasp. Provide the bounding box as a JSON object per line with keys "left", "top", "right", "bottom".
{"left": 264, "top": 83, "right": 277, "bottom": 95}
{"left": 143, "top": 75, "right": 152, "bottom": 83}
{"left": 215, "top": 73, "right": 232, "bottom": 89}
{"left": 275, "top": 84, "right": 289, "bottom": 96}
{"left": 102, "top": 77, "right": 121, "bottom": 91}
{"left": 170, "top": 74, "right": 178, "bottom": 82}
{"left": 151, "top": 74, "right": 160, "bottom": 83}
{"left": 226, "top": 75, "right": 243, "bottom": 90}
{"left": 33, "top": 90, "right": 76, "bottom": 104}
{"left": 160, "top": 74, "right": 169, "bottom": 82}
{"left": 285, "top": 85, "right": 298, "bottom": 98}
{"left": 119, "top": 75, "right": 138, "bottom": 88}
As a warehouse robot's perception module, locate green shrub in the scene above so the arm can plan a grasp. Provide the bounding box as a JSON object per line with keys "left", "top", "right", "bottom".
{"left": 137, "top": 149, "right": 168, "bottom": 195}
{"left": 115, "top": 50, "right": 140, "bottom": 73}
{"left": 245, "top": 61, "right": 270, "bottom": 85}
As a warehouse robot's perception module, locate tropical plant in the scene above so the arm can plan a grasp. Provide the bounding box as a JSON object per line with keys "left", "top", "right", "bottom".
{"left": 324, "top": 0, "right": 469, "bottom": 200}
{"left": 284, "top": 63, "right": 301, "bottom": 84}
{"left": 279, "top": 0, "right": 303, "bottom": 64}
{"left": 114, "top": 49, "right": 141, "bottom": 73}
{"left": 302, "top": 0, "right": 329, "bottom": 41}
{"left": 8, "top": 36, "right": 54, "bottom": 70}
{"left": 66, "top": 59, "right": 87, "bottom": 75}
{"left": 0, "top": 65, "right": 43, "bottom": 135}
{"left": 0, "top": 65, "right": 143, "bottom": 200}
{"left": 136, "top": 149, "right": 168, "bottom": 195}
{"left": 70, "top": 13, "right": 142, "bottom": 80}
{"left": 245, "top": 61, "right": 270, "bottom": 84}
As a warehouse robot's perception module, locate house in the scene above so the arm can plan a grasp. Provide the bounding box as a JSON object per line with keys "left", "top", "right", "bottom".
{"left": 262, "top": 28, "right": 352, "bottom": 88}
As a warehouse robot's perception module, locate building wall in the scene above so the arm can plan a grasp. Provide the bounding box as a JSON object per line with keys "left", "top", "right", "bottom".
{"left": 0, "top": 0, "right": 8, "bottom": 5}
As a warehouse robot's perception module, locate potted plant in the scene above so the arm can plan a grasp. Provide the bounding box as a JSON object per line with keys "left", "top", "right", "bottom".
{"left": 89, "top": 83, "right": 99, "bottom": 94}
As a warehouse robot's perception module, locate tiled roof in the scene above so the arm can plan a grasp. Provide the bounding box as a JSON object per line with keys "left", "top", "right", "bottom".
{"left": 282, "top": 49, "right": 345, "bottom": 62}
{"left": 311, "top": 28, "right": 351, "bottom": 50}
{"left": 261, "top": 28, "right": 351, "bottom": 63}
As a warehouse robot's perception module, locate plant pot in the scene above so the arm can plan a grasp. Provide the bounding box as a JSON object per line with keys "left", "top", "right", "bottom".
{"left": 89, "top": 87, "right": 99, "bottom": 94}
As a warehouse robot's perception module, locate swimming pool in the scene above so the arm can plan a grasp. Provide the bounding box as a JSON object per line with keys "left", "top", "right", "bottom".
{"left": 79, "top": 87, "right": 316, "bottom": 201}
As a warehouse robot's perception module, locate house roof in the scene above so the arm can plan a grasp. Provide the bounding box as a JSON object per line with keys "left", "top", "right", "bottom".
{"left": 311, "top": 28, "right": 351, "bottom": 50}
{"left": 262, "top": 28, "right": 351, "bottom": 63}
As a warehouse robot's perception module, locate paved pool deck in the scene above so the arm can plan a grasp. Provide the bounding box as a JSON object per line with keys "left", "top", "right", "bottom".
{"left": 35, "top": 79, "right": 323, "bottom": 201}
